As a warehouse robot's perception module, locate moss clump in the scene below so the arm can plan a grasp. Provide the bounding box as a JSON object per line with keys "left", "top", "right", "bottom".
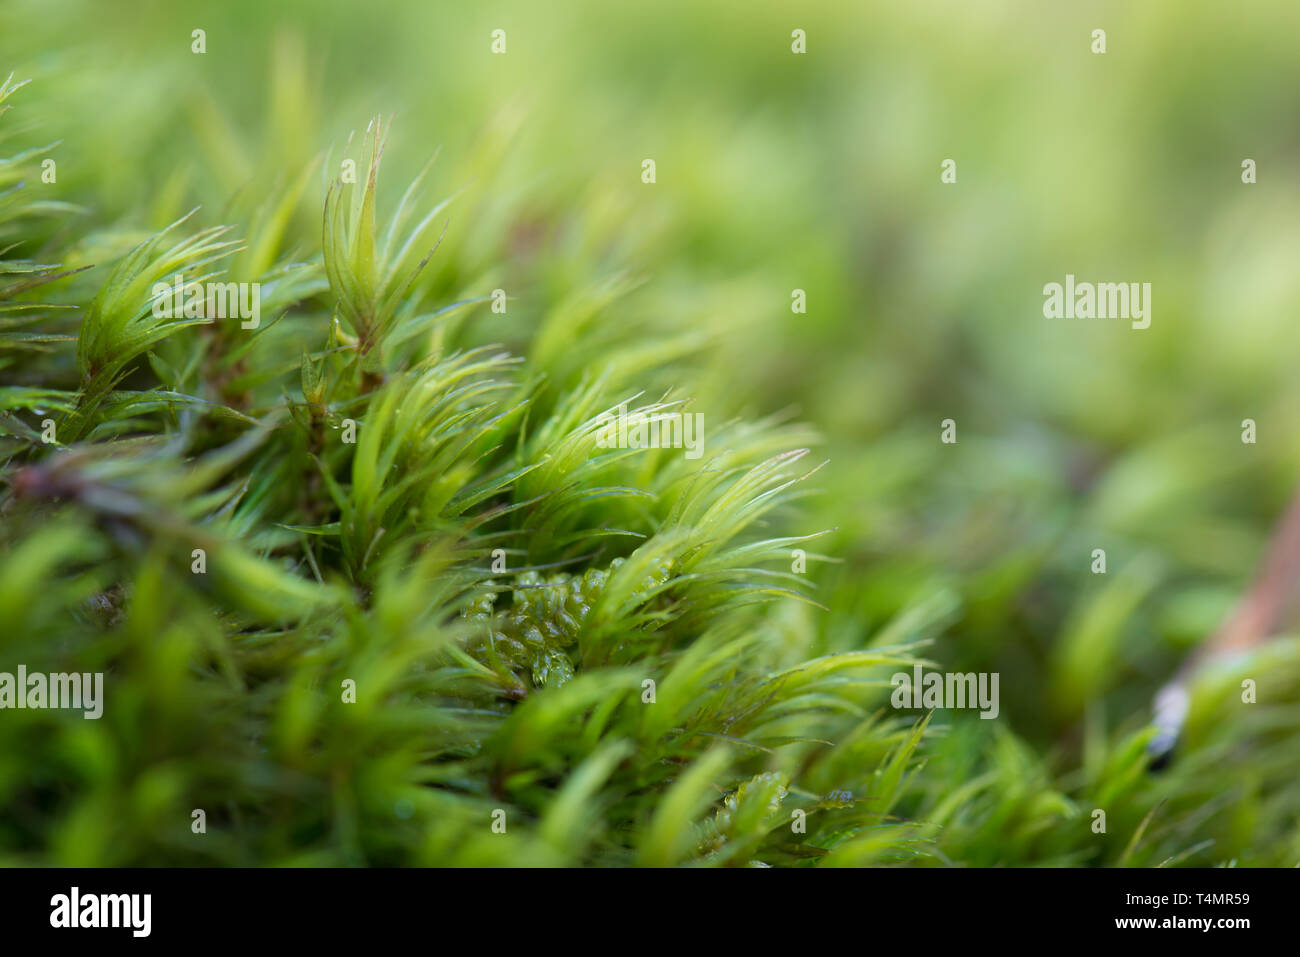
{"left": 3, "top": 27, "right": 1299, "bottom": 867}
{"left": 0, "top": 76, "right": 933, "bottom": 867}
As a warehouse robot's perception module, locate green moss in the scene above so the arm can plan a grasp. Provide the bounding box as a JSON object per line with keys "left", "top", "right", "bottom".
{"left": 2, "top": 0, "right": 1299, "bottom": 868}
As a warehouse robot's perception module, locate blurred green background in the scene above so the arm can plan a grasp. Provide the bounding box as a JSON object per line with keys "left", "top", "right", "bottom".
{"left": 3, "top": 0, "right": 1300, "bottom": 864}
